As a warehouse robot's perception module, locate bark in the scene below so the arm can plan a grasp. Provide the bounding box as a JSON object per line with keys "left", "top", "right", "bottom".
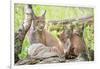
{"left": 14, "top": 4, "right": 33, "bottom": 63}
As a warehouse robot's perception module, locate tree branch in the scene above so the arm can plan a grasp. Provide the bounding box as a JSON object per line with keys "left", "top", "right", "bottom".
{"left": 48, "top": 15, "right": 94, "bottom": 24}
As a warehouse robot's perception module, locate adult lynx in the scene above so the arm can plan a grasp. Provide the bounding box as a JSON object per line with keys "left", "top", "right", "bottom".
{"left": 28, "top": 10, "right": 64, "bottom": 56}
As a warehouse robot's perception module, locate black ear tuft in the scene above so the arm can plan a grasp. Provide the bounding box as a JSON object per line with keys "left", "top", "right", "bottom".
{"left": 28, "top": 4, "right": 32, "bottom": 9}
{"left": 42, "top": 10, "right": 46, "bottom": 16}
{"left": 32, "top": 11, "right": 36, "bottom": 20}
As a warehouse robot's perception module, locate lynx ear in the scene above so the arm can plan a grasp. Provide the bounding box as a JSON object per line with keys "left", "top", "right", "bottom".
{"left": 42, "top": 10, "right": 46, "bottom": 16}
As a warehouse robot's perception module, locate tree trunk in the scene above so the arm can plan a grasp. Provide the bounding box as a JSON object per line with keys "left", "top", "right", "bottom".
{"left": 14, "top": 4, "right": 33, "bottom": 63}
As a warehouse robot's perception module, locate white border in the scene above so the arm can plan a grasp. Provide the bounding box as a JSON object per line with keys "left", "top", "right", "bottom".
{"left": 11, "top": 0, "right": 96, "bottom": 69}
{"left": 13, "top": 0, "right": 95, "bottom": 8}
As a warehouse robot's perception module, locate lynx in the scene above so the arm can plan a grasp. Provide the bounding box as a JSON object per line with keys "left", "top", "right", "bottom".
{"left": 28, "top": 10, "right": 64, "bottom": 57}
{"left": 59, "top": 23, "right": 89, "bottom": 60}
{"left": 59, "top": 24, "right": 72, "bottom": 58}
{"left": 66, "top": 23, "right": 89, "bottom": 60}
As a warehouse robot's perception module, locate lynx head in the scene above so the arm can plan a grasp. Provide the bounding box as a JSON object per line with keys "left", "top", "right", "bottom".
{"left": 59, "top": 24, "right": 72, "bottom": 43}
{"left": 33, "top": 10, "right": 46, "bottom": 31}
{"left": 72, "top": 23, "right": 84, "bottom": 36}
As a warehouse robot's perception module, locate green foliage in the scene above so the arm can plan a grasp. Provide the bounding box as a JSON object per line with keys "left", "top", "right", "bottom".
{"left": 84, "top": 24, "right": 94, "bottom": 50}
{"left": 50, "top": 30, "right": 59, "bottom": 39}
{"left": 18, "top": 36, "right": 30, "bottom": 60}
{"left": 14, "top": 4, "right": 94, "bottom": 60}
{"left": 14, "top": 4, "right": 24, "bottom": 32}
